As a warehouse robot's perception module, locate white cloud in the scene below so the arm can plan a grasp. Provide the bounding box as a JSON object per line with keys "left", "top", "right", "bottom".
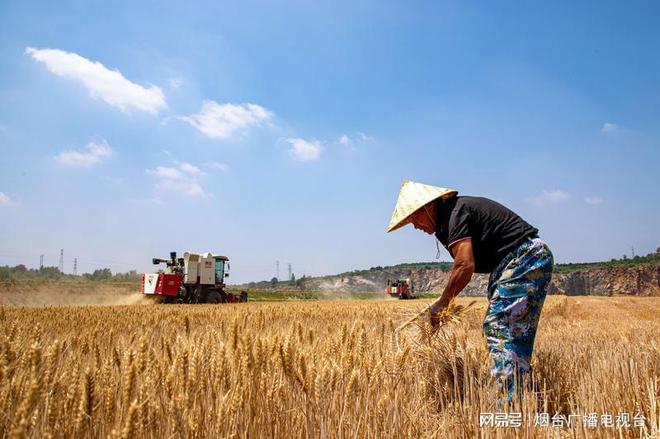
{"left": 0, "top": 192, "right": 13, "bottom": 206}
{"left": 338, "top": 132, "right": 374, "bottom": 146}
{"left": 177, "top": 100, "right": 273, "bottom": 140}
{"left": 285, "top": 138, "right": 322, "bottom": 161}
{"left": 179, "top": 162, "right": 204, "bottom": 175}
{"left": 527, "top": 189, "right": 572, "bottom": 206}
{"left": 26, "top": 47, "right": 166, "bottom": 115}
{"left": 155, "top": 179, "right": 205, "bottom": 198}
{"left": 601, "top": 122, "right": 618, "bottom": 133}
{"left": 147, "top": 166, "right": 184, "bottom": 180}
{"left": 206, "top": 161, "right": 229, "bottom": 172}
{"left": 146, "top": 161, "right": 207, "bottom": 198}
{"left": 169, "top": 77, "right": 183, "bottom": 90}
{"left": 584, "top": 196, "right": 603, "bottom": 205}
{"left": 55, "top": 140, "right": 112, "bottom": 167}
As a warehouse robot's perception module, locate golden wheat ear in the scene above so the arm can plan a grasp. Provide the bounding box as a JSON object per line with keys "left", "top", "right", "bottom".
{"left": 436, "top": 300, "right": 477, "bottom": 326}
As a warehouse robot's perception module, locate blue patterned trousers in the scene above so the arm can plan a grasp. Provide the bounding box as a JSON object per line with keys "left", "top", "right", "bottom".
{"left": 483, "top": 237, "right": 554, "bottom": 402}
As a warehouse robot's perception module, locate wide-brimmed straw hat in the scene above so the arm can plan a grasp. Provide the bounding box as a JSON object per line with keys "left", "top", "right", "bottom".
{"left": 387, "top": 180, "right": 457, "bottom": 233}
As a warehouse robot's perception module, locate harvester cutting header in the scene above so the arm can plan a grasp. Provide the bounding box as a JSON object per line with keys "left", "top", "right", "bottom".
{"left": 142, "top": 251, "right": 247, "bottom": 303}
{"left": 386, "top": 278, "right": 416, "bottom": 299}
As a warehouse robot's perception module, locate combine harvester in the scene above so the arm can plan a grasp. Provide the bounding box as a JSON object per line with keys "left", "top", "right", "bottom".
{"left": 386, "top": 278, "right": 416, "bottom": 299}
{"left": 142, "top": 251, "right": 247, "bottom": 303}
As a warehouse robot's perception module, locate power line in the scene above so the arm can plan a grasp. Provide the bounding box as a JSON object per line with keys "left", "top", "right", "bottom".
{"left": 59, "top": 249, "right": 64, "bottom": 274}
{"left": 0, "top": 252, "right": 138, "bottom": 272}
{"left": 73, "top": 258, "right": 78, "bottom": 276}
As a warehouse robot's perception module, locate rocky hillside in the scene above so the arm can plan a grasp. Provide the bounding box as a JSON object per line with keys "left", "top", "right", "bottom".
{"left": 296, "top": 263, "right": 660, "bottom": 297}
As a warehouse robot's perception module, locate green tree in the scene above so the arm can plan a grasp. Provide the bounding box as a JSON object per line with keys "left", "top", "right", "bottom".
{"left": 86, "top": 268, "right": 112, "bottom": 281}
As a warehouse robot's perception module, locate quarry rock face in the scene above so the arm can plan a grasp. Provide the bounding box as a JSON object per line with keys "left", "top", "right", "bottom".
{"left": 301, "top": 264, "right": 660, "bottom": 296}
{"left": 550, "top": 265, "right": 660, "bottom": 296}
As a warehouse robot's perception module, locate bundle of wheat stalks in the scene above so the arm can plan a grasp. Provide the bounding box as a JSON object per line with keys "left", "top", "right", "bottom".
{"left": 392, "top": 300, "right": 494, "bottom": 412}
{"left": 393, "top": 299, "right": 477, "bottom": 351}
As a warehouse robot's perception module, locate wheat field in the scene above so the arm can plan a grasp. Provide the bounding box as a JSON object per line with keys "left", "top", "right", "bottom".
{"left": 0, "top": 296, "right": 658, "bottom": 438}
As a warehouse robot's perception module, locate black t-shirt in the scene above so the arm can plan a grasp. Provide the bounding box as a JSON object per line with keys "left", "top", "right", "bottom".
{"left": 435, "top": 196, "right": 538, "bottom": 273}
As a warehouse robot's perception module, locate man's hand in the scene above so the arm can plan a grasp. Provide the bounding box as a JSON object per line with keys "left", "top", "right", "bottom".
{"left": 429, "top": 297, "right": 449, "bottom": 328}
{"left": 429, "top": 297, "right": 450, "bottom": 314}
{"left": 429, "top": 311, "right": 441, "bottom": 328}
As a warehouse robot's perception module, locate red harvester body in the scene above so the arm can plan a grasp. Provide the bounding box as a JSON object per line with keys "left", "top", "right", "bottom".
{"left": 142, "top": 251, "right": 247, "bottom": 304}
{"left": 386, "top": 278, "right": 416, "bottom": 299}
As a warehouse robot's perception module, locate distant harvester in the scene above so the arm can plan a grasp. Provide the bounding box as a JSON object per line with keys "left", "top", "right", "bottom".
{"left": 386, "top": 278, "right": 416, "bottom": 300}
{"left": 142, "top": 251, "right": 247, "bottom": 303}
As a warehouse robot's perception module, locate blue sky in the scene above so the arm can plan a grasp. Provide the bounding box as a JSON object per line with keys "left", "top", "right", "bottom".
{"left": 1, "top": 1, "right": 658, "bottom": 283}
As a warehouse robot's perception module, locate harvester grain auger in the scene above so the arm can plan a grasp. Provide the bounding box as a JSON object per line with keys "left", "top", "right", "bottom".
{"left": 142, "top": 251, "right": 247, "bottom": 304}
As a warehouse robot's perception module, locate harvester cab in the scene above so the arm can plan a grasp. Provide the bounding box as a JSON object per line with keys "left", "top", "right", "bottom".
{"left": 386, "top": 278, "right": 416, "bottom": 300}
{"left": 142, "top": 251, "right": 247, "bottom": 304}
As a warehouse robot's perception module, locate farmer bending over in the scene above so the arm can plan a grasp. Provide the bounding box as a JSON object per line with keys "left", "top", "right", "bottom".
{"left": 387, "top": 180, "right": 554, "bottom": 402}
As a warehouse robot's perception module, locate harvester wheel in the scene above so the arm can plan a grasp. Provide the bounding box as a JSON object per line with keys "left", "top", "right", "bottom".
{"left": 205, "top": 291, "right": 223, "bottom": 304}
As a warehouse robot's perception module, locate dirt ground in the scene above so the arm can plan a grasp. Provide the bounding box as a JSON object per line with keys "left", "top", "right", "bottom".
{"left": 0, "top": 280, "right": 148, "bottom": 306}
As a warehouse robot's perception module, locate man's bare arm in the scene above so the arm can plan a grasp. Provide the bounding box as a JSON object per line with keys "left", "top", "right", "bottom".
{"left": 430, "top": 238, "right": 475, "bottom": 315}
